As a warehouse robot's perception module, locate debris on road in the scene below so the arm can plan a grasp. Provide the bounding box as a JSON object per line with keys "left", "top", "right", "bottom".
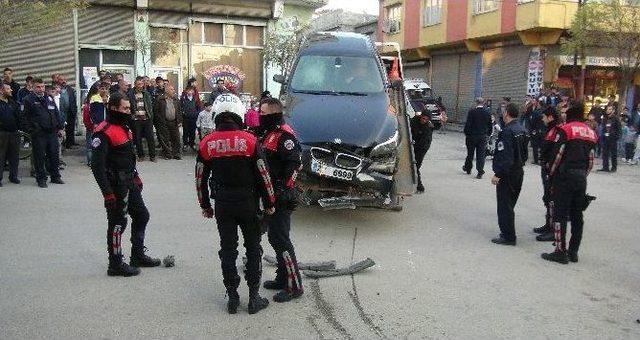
{"left": 303, "top": 258, "right": 375, "bottom": 278}
{"left": 163, "top": 255, "right": 175, "bottom": 268}
{"left": 263, "top": 255, "right": 336, "bottom": 271}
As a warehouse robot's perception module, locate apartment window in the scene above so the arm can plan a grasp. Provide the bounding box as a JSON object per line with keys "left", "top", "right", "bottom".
{"left": 473, "top": 0, "right": 498, "bottom": 14}
{"left": 516, "top": 0, "right": 535, "bottom": 4}
{"left": 386, "top": 5, "right": 402, "bottom": 34}
{"left": 422, "top": 0, "right": 442, "bottom": 26}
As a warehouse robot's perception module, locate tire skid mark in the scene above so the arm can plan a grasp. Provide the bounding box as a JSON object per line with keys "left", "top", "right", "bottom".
{"left": 310, "top": 280, "right": 353, "bottom": 340}
{"left": 349, "top": 227, "right": 388, "bottom": 339}
{"left": 349, "top": 276, "right": 387, "bottom": 339}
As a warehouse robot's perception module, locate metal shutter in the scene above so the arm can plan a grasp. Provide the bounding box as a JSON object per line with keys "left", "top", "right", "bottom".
{"left": 0, "top": 19, "right": 76, "bottom": 86}
{"left": 403, "top": 63, "right": 429, "bottom": 80}
{"left": 482, "top": 45, "right": 529, "bottom": 104}
{"left": 148, "top": 10, "right": 190, "bottom": 26}
{"left": 78, "top": 6, "right": 134, "bottom": 45}
{"left": 431, "top": 52, "right": 477, "bottom": 122}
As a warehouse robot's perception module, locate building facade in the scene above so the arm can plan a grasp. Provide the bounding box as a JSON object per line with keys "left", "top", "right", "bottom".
{"left": 379, "top": 0, "right": 640, "bottom": 121}
{"left": 0, "top": 0, "right": 323, "bottom": 104}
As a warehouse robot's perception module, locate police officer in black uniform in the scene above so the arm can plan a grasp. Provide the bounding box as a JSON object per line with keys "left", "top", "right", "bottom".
{"left": 195, "top": 110, "right": 276, "bottom": 315}
{"left": 542, "top": 103, "right": 597, "bottom": 264}
{"left": 259, "top": 98, "right": 304, "bottom": 303}
{"left": 491, "top": 103, "right": 528, "bottom": 246}
{"left": 91, "top": 92, "right": 161, "bottom": 277}
{"left": 22, "top": 78, "right": 65, "bottom": 188}
{"left": 533, "top": 107, "right": 561, "bottom": 242}
{"left": 410, "top": 111, "right": 445, "bottom": 193}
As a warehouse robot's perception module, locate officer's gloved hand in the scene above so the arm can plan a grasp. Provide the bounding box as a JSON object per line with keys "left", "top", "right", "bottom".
{"left": 202, "top": 207, "right": 214, "bottom": 218}
{"left": 104, "top": 193, "right": 117, "bottom": 211}
{"left": 280, "top": 187, "right": 299, "bottom": 211}
{"left": 134, "top": 174, "right": 143, "bottom": 191}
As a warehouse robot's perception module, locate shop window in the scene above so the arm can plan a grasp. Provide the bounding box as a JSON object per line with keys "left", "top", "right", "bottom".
{"left": 190, "top": 22, "right": 203, "bottom": 44}
{"left": 204, "top": 23, "right": 223, "bottom": 44}
{"left": 225, "top": 24, "right": 243, "bottom": 46}
{"left": 246, "top": 26, "right": 264, "bottom": 47}
{"left": 102, "top": 50, "right": 135, "bottom": 65}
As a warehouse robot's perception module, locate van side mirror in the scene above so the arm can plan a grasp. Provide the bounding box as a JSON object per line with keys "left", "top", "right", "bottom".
{"left": 273, "top": 74, "right": 285, "bottom": 84}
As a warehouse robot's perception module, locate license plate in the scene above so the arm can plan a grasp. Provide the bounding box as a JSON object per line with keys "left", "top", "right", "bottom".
{"left": 310, "top": 159, "right": 354, "bottom": 181}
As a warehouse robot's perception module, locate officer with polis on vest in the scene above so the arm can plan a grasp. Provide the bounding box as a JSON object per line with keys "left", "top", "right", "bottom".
{"left": 259, "top": 97, "right": 304, "bottom": 302}
{"left": 542, "top": 103, "right": 597, "bottom": 264}
{"left": 533, "top": 106, "right": 562, "bottom": 242}
{"left": 195, "top": 106, "right": 276, "bottom": 314}
{"left": 91, "top": 92, "right": 161, "bottom": 277}
{"left": 22, "top": 78, "right": 65, "bottom": 188}
{"left": 491, "top": 103, "right": 528, "bottom": 246}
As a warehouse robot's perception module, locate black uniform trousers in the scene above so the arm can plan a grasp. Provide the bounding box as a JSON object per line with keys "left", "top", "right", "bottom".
{"left": 531, "top": 132, "right": 542, "bottom": 164}
{"left": 414, "top": 143, "right": 430, "bottom": 187}
{"left": 266, "top": 206, "right": 302, "bottom": 290}
{"left": 65, "top": 111, "right": 76, "bottom": 147}
{"left": 552, "top": 172, "right": 586, "bottom": 254}
{"left": 541, "top": 167, "right": 553, "bottom": 229}
{"left": 106, "top": 184, "right": 149, "bottom": 260}
{"left": 132, "top": 119, "right": 156, "bottom": 159}
{"left": 496, "top": 169, "right": 523, "bottom": 241}
{"left": 32, "top": 131, "right": 61, "bottom": 183}
{"left": 214, "top": 195, "right": 263, "bottom": 290}
{"left": 464, "top": 135, "right": 487, "bottom": 174}
{"left": 602, "top": 138, "right": 618, "bottom": 171}
{"left": 182, "top": 118, "right": 197, "bottom": 148}
{"left": 0, "top": 131, "right": 20, "bottom": 182}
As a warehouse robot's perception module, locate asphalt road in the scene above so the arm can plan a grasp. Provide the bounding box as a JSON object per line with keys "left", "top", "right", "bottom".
{"left": 1, "top": 130, "right": 639, "bottom": 339}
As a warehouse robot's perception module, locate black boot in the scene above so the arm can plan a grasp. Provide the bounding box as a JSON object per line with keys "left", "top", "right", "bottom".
{"left": 533, "top": 225, "right": 551, "bottom": 234}
{"left": 273, "top": 288, "right": 304, "bottom": 303}
{"left": 130, "top": 247, "right": 161, "bottom": 267}
{"left": 541, "top": 250, "right": 569, "bottom": 264}
{"left": 416, "top": 183, "right": 425, "bottom": 193}
{"left": 263, "top": 280, "right": 286, "bottom": 290}
{"left": 568, "top": 251, "right": 579, "bottom": 263}
{"left": 247, "top": 286, "right": 269, "bottom": 314}
{"left": 108, "top": 256, "right": 140, "bottom": 277}
{"left": 227, "top": 289, "right": 240, "bottom": 314}
{"left": 536, "top": 231, "right": 555, "bottom": 242}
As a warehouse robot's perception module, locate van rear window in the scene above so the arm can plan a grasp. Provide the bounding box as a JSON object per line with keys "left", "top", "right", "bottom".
{"left": 290, "top": 55, "right": 384, "bottom": 94}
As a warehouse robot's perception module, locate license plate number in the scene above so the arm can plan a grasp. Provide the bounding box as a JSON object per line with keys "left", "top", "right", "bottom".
{"left": 311, "top": 160, "right": 354, "bottom": 181}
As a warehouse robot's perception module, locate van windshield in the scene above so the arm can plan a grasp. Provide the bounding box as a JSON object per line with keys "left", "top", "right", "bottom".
{"left": 290, "top": 55, "right": 384, "bottom": 94}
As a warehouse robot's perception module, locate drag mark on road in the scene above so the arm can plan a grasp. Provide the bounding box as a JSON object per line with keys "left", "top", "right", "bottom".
{"left": 306, "top": 314, "right": 326, "bottom": 340}
{"left": 348, "top": 227, "right": 388, "bottom": 339}
{"left": 310, "top": 280, "right": 352, "bottom": 340}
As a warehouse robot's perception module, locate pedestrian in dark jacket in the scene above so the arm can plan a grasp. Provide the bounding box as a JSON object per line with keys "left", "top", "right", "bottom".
{"left": 411, "top": 111, "right": 447, "bottom": 193}
{"left": 0, "top": 83, "right": 21, "bottom": 185}
{"left": 180, "top": 86, "right": 200, "bottom": 150}
{"left": 463, "top": 97, "right": 492, "bottom": 178}
{"left": 598, "top": 105, "right": 622, "bottom": 172}
{"left": 153, "top": 85, "right": 182, "bottom": 159}
{"left": 52, "top": 74, "right": 79, "bottom": 147}
{"left": 3, "top": 68, "right": 21, "bottom": 101}
{"left": 529, "top": 100, "right": 545, "bottom": 164}
{"left": 16, "top": 75, "right": 33, "bottom": 103}
{"left": 127, "top": 77, "right": 156, "bottom": 162}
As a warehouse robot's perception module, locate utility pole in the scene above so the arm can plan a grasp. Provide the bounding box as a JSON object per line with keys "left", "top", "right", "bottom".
{"left": 577, "top": 0, "right": 586, "bottom": 100}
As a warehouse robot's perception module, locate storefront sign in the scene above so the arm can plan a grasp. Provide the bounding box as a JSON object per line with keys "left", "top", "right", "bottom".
{"left": 558, "top": 55, "right": 620, "bottom": 67}
{"left": 203, "top": 65, "right": 246, "bottom": 91}
{"left": 527, "top": 47, "right": 544, "bottom": 96}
